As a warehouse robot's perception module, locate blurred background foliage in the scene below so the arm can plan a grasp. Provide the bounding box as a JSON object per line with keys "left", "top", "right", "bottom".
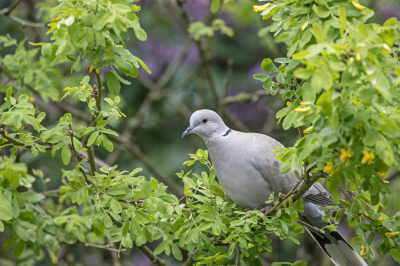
{"left": 0, "top": 0, "right": 400, "bottom": 265}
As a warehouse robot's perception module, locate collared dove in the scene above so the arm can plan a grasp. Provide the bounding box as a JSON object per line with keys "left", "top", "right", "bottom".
{"left": 182, "top": 109, "right": 367, "bottom": 266}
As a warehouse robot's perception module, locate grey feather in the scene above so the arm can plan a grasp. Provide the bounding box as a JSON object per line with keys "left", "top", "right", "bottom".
{"left": 183, "top": 109, "right": 368, "bottom": 266}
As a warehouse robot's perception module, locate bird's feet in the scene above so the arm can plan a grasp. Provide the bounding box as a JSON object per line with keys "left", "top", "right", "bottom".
{"left": 259, "top": 206, "right": 274, "bottom": 214}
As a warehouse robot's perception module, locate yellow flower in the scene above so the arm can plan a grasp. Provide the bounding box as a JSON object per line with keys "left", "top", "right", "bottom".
{"left": 253, "top": 3, "right": 271, "bottom": 13}
{"left": 356, "top": 53, "right": 361, "bottom": 61}
{"left": 360, "top": 245, "right": 366, "bottom": 256}
{"left": 377, "top": 172, "right": 386, "bottom": 178}
{"left": 355, "top": 120, "right": 363, "bottom": 129}
{"left": 29, "top": 96, "right": 35, "bottom": 102}
{"left": 340, "top": 149, "right": 352, "bottom": 163}
{"left": 52, "top": 17, "right": 61, "bottom": 22}
{"left": 385, "top": 232, "right": 400, "bottom": 237}
{"left": 300, "top": 101, "right": 312, "bottom": 106}
{"left": 361, "top": 149, "right": 375, "bottom": 165}
{"left": 323, "top": 161, "right": 334, "bottom": 173}
{"left": 301, "top": 22, "right": 308, "bottom": 31}
{"left": 303, "top": 126, "right": 314, "bottom": 133}
{"left": 352, "top": 1, "right": 365, "bottom": 10}
{"left": 295, "top": 107, "right": 311, "bottom": 113}
{"left": 89, "top": 65, "right": 99, "bottom": 74}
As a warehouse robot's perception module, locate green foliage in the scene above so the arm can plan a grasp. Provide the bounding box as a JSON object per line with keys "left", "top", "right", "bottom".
{"left": 1, "top": 0, "right": 400, "bottom": 265}
{"left": 254, "top": 0, "right": 400, "bottom": 262}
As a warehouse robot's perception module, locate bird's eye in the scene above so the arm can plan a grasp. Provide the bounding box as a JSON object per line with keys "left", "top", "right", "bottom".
{"left": 202, "top": 118, "right": 208, "bottom": 123}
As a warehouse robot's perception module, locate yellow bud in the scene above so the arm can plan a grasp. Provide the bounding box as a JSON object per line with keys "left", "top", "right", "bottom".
{"left": 385, "top": 232, "right": 400, "bottom": 237}
{"left": 303, "top": 126, "right": 314, "bottom": 133}
{"left": 348, "top": 57, "right": 354, "bottom": 64}
{"left": 29, "top": 96, "right": 35, "bottom": 102}
{"left": 360, "top": 245, "right": 366, "bottom": 256}
{"left": 295, "top": 107, "right": 311, "bottom": 113}
{"left": 356, "top": 53, "right": 361, "bottom": 61}
{"left": 300, "top": 101, "right": 312, "bottom": 106}
{"left": 301, "top": 22, "right": 309, "bottom": 31}
{"left": 383, "top": 44, "right": 391, "bottom": 51}
{"left": 377, "top": 172, "right": 386, "bottom": 178}
{"left": 117, "top": 44, "right": 123, "bottom": 48}
{"left": 52, "top": 17, "right": 61, "bottom": 22}
{"left": 253, "top": 3, "right": 271, "bottom": 13}
{"left": 352, "top": 1, "right": 365, "bottom": 10}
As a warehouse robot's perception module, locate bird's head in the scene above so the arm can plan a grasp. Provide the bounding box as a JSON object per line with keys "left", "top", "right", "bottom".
{"left": 182, "top": 109, "right": 229, "bottom": 140}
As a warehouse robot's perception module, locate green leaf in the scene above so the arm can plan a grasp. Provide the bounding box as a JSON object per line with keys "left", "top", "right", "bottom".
{"left": 156, "top": 199, "right": 167, "bottom": 215}
{"left": 390, "top": 249, "right": 400, "bottom": 263}
{"left": 87, "top": 131, "right": 99, "bottom": 147}
{"left": 110, "top": 199, "right": 122, "bottom": 214}
{"left": 172, "top": 245, "right": 183, "bottom": 260}
{"left": 104, "top": 215, "right": 113, "bottom": 228}
{"left": 261, "top": 58, "right": 279, "bottom": 73}
{"left": 154, "top": 240, "right": 168, "bottom": 255}
{"left": 14, "top": 240, "right": 25, "bottom": 258}
{"left": 102, "top": 135, "right": 113, "bottom": 152}
{"left": 130, "top": 218, "right": 141, "bottom": 237}
{"left": 41, "top": 43, "right": 52, "bottom": 59}
{"left": 210, "top": 0, "right": 220, "bottom": 14}
{"left": 0, "top": 205, "right": 13, "bottom": 221}
{"left": 292, "top": 261, "right": 307, "bottom": 266}
{"left": 16, "top": 192, "right": 45, "bottom": 203}
{"left": 106, "top": 71, "right": 121, "bottom": 95}
{"left": 294, "top": 68, "right": 313, "bottom": 80}
{"left": 61, "top": 142, "right": 71, "bottom": 165}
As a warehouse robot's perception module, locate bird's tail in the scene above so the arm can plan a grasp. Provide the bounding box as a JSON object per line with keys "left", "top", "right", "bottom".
{"left": 304, "top": 226, "right": 368, "bottom": 266}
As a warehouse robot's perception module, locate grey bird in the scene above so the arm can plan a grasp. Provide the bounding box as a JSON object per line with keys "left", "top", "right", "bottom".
{"left": 182, "top": 109, "right": 367, "bottom": 266}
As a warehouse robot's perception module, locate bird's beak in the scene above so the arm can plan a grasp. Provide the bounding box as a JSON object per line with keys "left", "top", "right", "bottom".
{"left": 182, "top": 126, "right": 196, "bottom": 138}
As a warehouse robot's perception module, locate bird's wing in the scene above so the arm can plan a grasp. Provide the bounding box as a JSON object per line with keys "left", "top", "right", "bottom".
{"left": 248, "top": 133, "right": 335, "bottom": 207}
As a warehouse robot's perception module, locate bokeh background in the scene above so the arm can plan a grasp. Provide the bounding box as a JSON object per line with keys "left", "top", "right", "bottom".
{"left": 1, "top": 0, "right": 400, "bottom": 265}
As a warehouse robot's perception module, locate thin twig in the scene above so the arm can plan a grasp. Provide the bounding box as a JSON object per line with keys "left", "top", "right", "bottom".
{"left": 84, "top": 242, "right": 126, "bottom": 253}
{"left": 95, "top": 71, "right": 103, "bottom": 112}
{"left": 0, "top": 0, "right": 22, "bottom": 16}
{"left": 0, "top": 128, "right": 52, "bottom": 150}
{"left": 264, "top": 170, "right": 325, "bottom": 216}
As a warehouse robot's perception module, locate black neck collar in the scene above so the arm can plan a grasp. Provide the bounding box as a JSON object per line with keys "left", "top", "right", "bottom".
{"left": 222, "top": 128, "right": 232, "bottom": 137}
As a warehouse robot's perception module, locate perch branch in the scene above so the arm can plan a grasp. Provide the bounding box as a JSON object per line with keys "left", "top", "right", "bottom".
{"left": 134, "top": 244, "right": 168, "bottom": 266}
{"left": 264, "top": 170, "right": 325, "bottom": 216}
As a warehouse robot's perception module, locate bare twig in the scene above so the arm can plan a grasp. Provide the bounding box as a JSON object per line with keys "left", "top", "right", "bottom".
{"left": 181, "top": 248, "right": 199, "bottom": 266}
{"left": 264, "top": 170, "right": 325, "bottom": 216}
{"left": 235, "top": 242, "right": 241, "bottom": 266}
{"left": 0, "top": 0, "right": 44, "bottom": 28}
{"left": 95, "top": 71, "right": 103, "bottom": 112}
{"left": 134, "top": 244, "right": 167, "bottom": 266}
{"left": 84, "top": 242, "right": 126, "bottom": 253}
{"left": 0, "top": 0, "right": 22, "bottom": 15}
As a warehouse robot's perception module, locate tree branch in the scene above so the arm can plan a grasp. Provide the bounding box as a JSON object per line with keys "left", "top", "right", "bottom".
{"left": 0, "top": 128, "right": 52, "bottom": 150}
{"left": 94, "top": 71, "right": 103, "bottom": 112}
{"left": 0, "top": 0, "right": 22, "bottom": 16}
{"left": 0, "top": 0, "right": 44, "bottom": 28}
{"left": 134, "top": 244, "right": 167, "bottom": 266}
{"left": 264, "top": 170, "right": 325, "bottom": 216}
{"left": 45, "top": 99, "right": 184, "bottom": 197}
{"left": 235, "top": 242, "right": 241, "bottom": 266}
{"left": 84, "top": 242, "right": 126, "bottom": 253}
